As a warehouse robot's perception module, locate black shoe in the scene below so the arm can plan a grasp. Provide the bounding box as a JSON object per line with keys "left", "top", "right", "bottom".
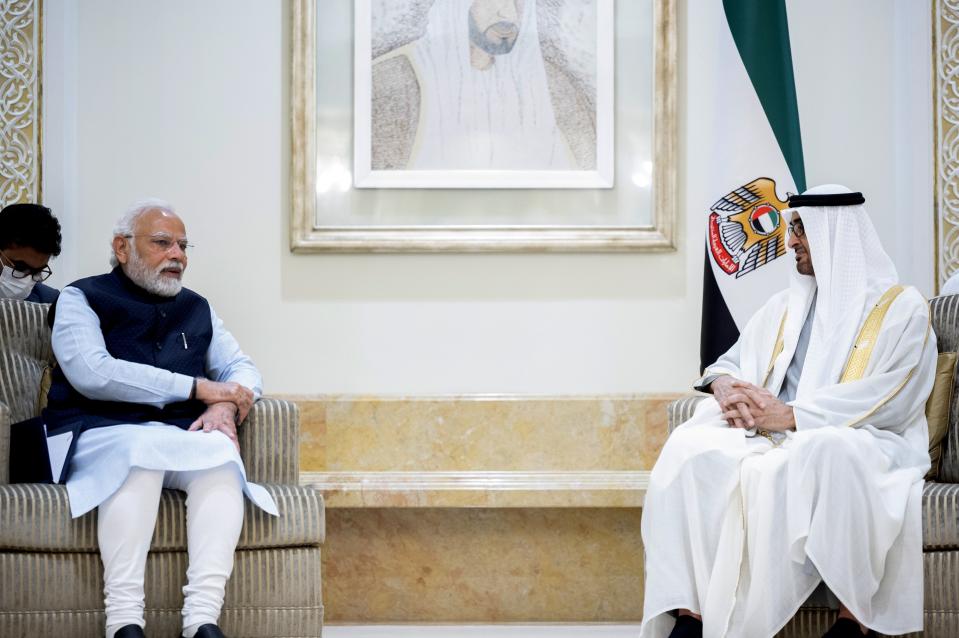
{"left": 668, "top": 614, "right": 703, "bottom": 638}
{"left": 115, "top": 625, "right": 145, "bottom": 638}
{"left": 823, "top": 617, "right": 873, "bottom": 638}
{"left": 183, "top": 624, "right": 227, "bottom": 638}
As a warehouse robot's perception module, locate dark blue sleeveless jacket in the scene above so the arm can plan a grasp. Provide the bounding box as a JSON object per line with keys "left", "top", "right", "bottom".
{"left": 43, "top": 267, "right": 212, "bottom": 439}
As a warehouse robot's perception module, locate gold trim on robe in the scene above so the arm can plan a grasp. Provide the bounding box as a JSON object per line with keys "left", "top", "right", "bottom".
{"left": 837, "top": 286, "right": 932, "bottom": 428}
{"left": 762, "top": 309, "right": 788, "bottom": 388}
{"left": 840, "top": 285, "right": 906, "bottom": 383}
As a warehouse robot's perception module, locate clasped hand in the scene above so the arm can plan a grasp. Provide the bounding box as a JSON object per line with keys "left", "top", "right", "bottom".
{"left": 188, "top": 380, "right": 255, "bottom": 452}
{"left": 709, "top": 376, "right": 795, "bottom": 432}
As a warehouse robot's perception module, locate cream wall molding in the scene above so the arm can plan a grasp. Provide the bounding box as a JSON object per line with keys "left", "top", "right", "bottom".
{"left": 300, "top": 469, "right": 651, "bottom": 508}
{"left": 0, "top": 0, "right": 41, "bottom": 205}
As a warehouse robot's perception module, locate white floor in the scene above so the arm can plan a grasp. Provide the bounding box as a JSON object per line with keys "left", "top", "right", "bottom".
{"left": 324, "top": 626, "right": 641, "bottom": 638}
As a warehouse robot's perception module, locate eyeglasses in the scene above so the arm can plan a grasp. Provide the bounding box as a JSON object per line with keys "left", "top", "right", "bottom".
{"left": 0, "top": 249, "right": 53, "bottom": 282}
{"left": 124, "top": 234, "right": 194, "bottom": 254}
{"left": 787, "top": 221, "right": 805, "bottom": 238}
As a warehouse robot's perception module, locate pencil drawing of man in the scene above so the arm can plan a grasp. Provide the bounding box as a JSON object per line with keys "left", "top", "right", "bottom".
{"left": 369, "top": 0, "right": 598, "bottom": 172}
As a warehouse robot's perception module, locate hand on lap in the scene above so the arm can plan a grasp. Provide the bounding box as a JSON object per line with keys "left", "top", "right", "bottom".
{"left": 726, "top": 381, "right": 796, "bottom": 432}
{"left": 188, "top": 401, "right": 241, "bottom": 452}
{"left": 710, "top": 377, "right": 796, "bottom": 432}
{"left": 710, "top": 375, "right": 755, "bottom": 429}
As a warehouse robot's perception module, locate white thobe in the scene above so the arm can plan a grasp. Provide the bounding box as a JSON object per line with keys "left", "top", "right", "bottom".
{"left": 640, "top": 286, "right": 936, "bottom": 638}
{"left": 51, "top": 285, "right": 278, "bottom": 517}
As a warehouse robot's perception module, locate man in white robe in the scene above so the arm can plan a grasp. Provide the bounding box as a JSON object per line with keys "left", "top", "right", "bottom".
{"left": 640, "top": 185, "right": 937, "bottom": 638}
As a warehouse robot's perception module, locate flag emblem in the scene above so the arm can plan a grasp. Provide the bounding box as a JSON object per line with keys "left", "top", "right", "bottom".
{"left": 708, "top": 177, "right": 789, "bottom": 278}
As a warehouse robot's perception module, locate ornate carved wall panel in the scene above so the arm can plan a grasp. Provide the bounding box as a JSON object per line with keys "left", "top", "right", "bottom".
{"left": 937, "top": 0, "right": 959, "bottom": 289}
{"left": 0, "top": 0, "right": 41, "bottom": 206}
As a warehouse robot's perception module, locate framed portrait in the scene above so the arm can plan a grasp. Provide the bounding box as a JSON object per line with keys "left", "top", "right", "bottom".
{"left": 354, "top": 0, "right": 614, "bottom": 189}
{"left": 291, "top": 0, "right": 677, "bottom": 252}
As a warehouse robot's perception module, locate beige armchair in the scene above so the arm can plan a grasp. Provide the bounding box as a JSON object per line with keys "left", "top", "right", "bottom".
{"left": 664, "top": 294, "right": 959, "bottom": 637}
{"left": 0, "top": 299, "right": 325, "bottom": 637}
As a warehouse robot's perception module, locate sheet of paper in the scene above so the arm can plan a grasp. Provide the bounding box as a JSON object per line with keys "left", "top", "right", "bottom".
{"left": 44, "top": 427, "right": 73, "bottom": 483}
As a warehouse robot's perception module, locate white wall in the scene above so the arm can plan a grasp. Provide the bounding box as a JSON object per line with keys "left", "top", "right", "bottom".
{"left": 786, "top": 0, "right": 934, "bottom": 289}
{"left": 40, "top": 0, "right": 933, "bottom": 396}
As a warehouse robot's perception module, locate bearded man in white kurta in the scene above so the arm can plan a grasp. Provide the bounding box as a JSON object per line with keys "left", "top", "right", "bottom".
{"left": 43, "top": 200, "right": 277, "bottom": 638}
{"left": 640, "top": 185, "right": 936, "bottom": 638}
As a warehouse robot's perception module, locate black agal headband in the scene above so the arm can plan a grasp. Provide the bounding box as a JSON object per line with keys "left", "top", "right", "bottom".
{"left": 787, "top": 192, "right": 865, "bottom": 208}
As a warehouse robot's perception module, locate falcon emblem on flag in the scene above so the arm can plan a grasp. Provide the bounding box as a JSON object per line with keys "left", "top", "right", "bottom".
{"left": 708, "top": 177, "right": 790, "bottom": 278}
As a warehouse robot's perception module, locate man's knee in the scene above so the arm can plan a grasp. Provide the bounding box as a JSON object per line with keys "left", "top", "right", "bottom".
{"left": 118, "top": 467, "right": 165, "bottom": 492}
{"left": 168, "top": 463, "right": 241, "bottom": 495}
{"left": 792, "top": 428, "right": 864, "bottom": 473}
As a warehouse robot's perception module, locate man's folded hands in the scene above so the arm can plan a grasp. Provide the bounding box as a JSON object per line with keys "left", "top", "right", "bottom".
{"left": 711, "top": 376, "right": 796, "bottom": 432}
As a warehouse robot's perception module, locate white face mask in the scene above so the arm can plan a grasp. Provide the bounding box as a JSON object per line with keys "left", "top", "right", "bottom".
{"left": 0, "top": 266, "right": 36, "bottom": 300}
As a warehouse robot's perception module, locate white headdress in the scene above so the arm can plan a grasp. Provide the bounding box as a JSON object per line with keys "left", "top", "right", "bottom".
{"left": 770, "top": 184, "right": 900, "bottom": 397}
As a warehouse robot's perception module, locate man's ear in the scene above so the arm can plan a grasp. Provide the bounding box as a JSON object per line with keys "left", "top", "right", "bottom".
{"left": 112, "top": 235, "right": 129, "bottom": 265}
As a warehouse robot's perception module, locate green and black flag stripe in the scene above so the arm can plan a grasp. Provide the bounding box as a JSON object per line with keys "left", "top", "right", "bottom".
{"left": 699, "top": 0, "right": 806, "bottom": 372}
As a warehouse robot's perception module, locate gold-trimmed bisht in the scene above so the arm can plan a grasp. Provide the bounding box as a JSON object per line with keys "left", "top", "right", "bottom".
{"left": 839, "top": 285, "right": 906, "bottom": 382}
{"left": 837, "top": 285, "right": 931, "bottom": 428}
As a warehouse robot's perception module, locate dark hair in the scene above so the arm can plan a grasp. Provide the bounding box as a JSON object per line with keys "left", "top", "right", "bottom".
{"left": 0, "top": 203, "right": 62, "bottom": 256}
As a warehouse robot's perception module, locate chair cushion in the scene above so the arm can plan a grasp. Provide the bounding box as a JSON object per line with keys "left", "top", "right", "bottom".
{"left": 926, "top": 351, "right": 957, "bottom": 480}
{"left": 930, "top": 295, "right": 959, "bottom": 483}
{"left": 0, "top": 482, "right": 324, "bottom": 552}
{"left": 36, "top": 364, "right": 53, "bottom": 413}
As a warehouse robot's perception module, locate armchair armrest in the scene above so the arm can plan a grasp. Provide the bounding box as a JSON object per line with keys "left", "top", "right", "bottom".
{"left": 0, "top": 402, "right": 8, "bottom": 485}
{"left": 238, "top": 397, "right": 300, "bottom": 485}
{"left": 667, "top": 394, "right": 708, "bottom": 434}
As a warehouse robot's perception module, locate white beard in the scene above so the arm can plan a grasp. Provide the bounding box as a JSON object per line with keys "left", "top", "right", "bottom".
{"left": 124, "top": 248, "right": 183, "bottom": 297}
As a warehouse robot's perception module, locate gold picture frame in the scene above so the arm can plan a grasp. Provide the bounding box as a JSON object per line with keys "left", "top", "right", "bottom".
{"left": 291, "top": 0, "right": 677, "bottom": 253}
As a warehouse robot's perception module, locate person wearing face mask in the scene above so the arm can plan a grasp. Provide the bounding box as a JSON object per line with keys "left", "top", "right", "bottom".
{"left": 0, "top": 203, "right": 62, "bottom": 302}
{"left": 3, "top": 203, "right": 62, "bottom": 492}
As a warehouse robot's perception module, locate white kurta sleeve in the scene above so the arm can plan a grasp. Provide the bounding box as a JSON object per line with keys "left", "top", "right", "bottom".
{"left": 791, "top": 291, "right": 937, "bottom": 433}
{"left": 204, "top": 308, "right": 263, "bottom": 401}
{"left": 52, "top": 286, "right": 195, "bottom": 408}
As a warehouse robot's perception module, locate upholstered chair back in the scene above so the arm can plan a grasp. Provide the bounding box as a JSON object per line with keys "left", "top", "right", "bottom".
{"left": 0, "top": 299, "right": 54, "bottom": 424}
{"left": 930, "top": 295, "right": 959, "bottom": 483}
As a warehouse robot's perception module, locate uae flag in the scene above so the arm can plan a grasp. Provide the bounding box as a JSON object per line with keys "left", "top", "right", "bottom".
{"left": 699, "top": 0, "right": 807, "bottom": 372}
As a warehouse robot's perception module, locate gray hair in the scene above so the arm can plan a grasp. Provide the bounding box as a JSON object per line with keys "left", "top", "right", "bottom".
{"left": 110, "top": 198, "right": 176, "bottom": 267}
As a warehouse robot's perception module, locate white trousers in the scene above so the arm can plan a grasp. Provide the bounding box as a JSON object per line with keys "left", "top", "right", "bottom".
{"left": 97, "top": 464, "right": 245, "bottom": 635}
